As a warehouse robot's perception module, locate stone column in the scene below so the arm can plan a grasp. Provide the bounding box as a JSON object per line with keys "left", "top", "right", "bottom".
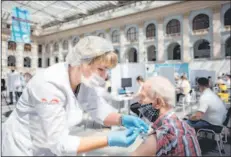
{"left": 50, "top": 43, "right": 55, "bottom": 65}
{"left": 42, "top": 44, "right": 46, "bottom": 68}
{"left": 120, "top": 26, "right": 126, "bottom": 63}
{"left": 68, "top": 37, "right": 72, "bottom": 58}
{"left": 183, "top": 12, "right": 191, "bottom": 62}
{"left": 31, "top": 43, "right": 38, "bottom": 70}
{"left": 59, "top": 40, "right": 64, "bottom": 62}
{"left": 2, "top": 41, "right": 7, "bottom": 69}
{"left": 157, "top": 17, "right": 164, "bottom": 62}
{"left": 16, "top": 43, "right": 24, "bottom": 70}
{"left": 138, "top": 23, "right": 145, "bottom": 63}
{"left": 212, "top": 5, "right": 222, "bottom": 59}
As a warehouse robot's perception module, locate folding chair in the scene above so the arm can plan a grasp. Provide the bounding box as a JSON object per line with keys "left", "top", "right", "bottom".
{"left": 197, "top": 107, "right": 231, "bottom": 156}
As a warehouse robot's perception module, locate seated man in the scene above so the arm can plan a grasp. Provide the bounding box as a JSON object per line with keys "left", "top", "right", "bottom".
{"left": 132, "top": 76, "right": 201, "bottom": 156}
{"left": 186, "top": 77, "right": 227, "bottom": 130}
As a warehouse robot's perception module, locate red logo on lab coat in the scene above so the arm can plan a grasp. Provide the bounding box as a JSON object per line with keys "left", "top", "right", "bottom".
{"left": 41, "top": 98, "right": 60, "bottom": 104}
{"left": 41, "top": 98, "right": 47, "bottom": 102}
{"left": 50, "top": 98, "right": 60, "bottom": 104}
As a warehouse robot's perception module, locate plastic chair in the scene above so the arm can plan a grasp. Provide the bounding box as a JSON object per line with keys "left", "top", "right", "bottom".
{"left": 178, "top": 90, "right": 196, "bottom": 116}
{"left": 196, "top": 107, "right": 231, "bottom": 156}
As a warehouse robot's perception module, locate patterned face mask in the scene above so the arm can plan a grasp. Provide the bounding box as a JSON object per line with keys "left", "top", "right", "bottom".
{"left": 138, "top": 104, "right": 160, "bottom": 123}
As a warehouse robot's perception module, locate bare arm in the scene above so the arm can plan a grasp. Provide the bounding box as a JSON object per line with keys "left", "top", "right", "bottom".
{"left": 78, "top": 136, "right": 108, "bottom": 153}
{"left": 104, "top": 112, "right": 122, "bottom": 126}
{"left": 190, "top": 111, "right": 204, "bottom": 121}
{"left": 131, "top": 134, "right": 157, "bottom": 156}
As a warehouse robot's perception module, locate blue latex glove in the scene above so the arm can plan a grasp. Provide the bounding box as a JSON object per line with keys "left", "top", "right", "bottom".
{"left": 121, "top": 115, "right": 149, "bottom": 133}
{"left": 108, "top": 128, "right": 140, "bottom": 147}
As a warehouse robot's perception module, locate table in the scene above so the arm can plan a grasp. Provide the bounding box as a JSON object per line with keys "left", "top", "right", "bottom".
{"left": 112, "top": 95, "right": 134, "bottom": 114}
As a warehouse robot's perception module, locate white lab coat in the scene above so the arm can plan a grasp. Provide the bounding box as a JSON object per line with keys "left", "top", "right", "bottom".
{"left": 2, "top": 63, "right": 116, "bottom": 156}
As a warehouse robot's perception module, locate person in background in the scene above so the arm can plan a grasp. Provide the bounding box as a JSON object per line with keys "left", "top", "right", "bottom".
{"left": 131, "top": 76, "right": 201, "bottom": 156}
{"left": 222, "top": 73, "right": 226, "bottom": 81}
{"left": 24, "top": 72, "right": 33, "bottom": 84}
{"left": 130, "top": 76, "right": 145, "bottom": 117}
{"left": 186, "top": 77, "right": 227, "bottom": 130}
{"left": 176, "top": 75, "right": 191, "bottom": 102}
{"left": 175, "top": 75, "right": 181, "bottom": 87}
{"left": 15, "top": 72, "right": 26, "bottom": 102}
{"left": 216, "top": 76, "right": 225, "bottom": 85}
{"left": 7, "top": 68, "right": 21, "bottom": 105}
{"left": 225, "top": 74, "right": 231, "bottom": 87}
{"left": 208, "top": 76, "right": 213, "bottom": 90}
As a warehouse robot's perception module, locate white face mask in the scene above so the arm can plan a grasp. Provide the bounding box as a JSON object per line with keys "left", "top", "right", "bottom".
{"left": 81, "top": 73, "right": 106, "bottom": 88}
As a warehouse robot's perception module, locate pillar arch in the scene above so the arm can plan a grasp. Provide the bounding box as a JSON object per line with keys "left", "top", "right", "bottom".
{"left": 167, "top": 43, "right": 181, "bottom": 60}
{"left": 125, "top": 47, "right": 138, "bottom": 63}
{"left": 193, "top": 39, "right": 211, "bottom": 59}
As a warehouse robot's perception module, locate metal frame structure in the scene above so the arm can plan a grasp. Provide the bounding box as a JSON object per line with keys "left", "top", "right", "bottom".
{"left": 2, "top": 1, "right": 137, "bottom": 29}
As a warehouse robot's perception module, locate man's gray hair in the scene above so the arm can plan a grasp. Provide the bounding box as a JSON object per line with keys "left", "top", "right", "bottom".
{"left": 147, "top": 76, "right": 176, "bottom": 107}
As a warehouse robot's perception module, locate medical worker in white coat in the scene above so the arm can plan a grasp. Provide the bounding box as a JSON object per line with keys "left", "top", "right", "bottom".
{"left": 2, "top": 36, "right": 148, "bottom": 156}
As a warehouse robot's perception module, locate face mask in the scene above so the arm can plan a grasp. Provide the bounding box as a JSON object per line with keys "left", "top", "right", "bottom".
{"left": 139, "top": 104, "right": 159, "bottom": 123}
{"left": 81, "top": 73, "right": 106, "bottom": 88}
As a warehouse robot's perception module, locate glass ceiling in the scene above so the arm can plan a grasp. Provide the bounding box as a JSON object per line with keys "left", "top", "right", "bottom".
{"left": 1, "top": 1, "right": 136, "bottom": 29}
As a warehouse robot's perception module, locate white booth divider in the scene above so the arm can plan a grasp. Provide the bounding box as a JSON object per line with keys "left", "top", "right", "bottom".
{"left": 111, "top": 63, "right": 146, "bottom": 94}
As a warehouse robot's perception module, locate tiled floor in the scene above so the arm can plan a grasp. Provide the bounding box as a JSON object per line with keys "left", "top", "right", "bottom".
{"left": 1, "top": 98, "right": 231, "bottom": 156}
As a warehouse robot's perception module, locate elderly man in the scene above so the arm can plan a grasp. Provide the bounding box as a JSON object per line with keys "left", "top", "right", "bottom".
{"left": 132, "top": 76, "right": 201, "bottom": 156}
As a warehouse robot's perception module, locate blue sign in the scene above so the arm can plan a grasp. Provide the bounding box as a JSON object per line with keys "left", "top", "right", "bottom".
{"left": 11, "top": 7, "right": 31, "bottom": 43}
{"left": 155, "top": 63, "right": 189, "bottom": 79}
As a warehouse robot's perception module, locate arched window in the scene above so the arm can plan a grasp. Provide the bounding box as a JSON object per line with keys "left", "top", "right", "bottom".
{"left": 63, "top": 40, "right": 68, "bottom": 50}
{"left": 126, "top": 48, "right": 137, "bottom": 62}
{"left": 194, "top": 39, "right": 211, "bottom": 58}
{"left": 24, "top": 57, "right": 31, "bottom": 67}
{"left": 127, "top": 27, "right": 138, "bottom": 41}
{"left": 72, "top": 37, "right": 79, "bottom": 47}
{"left": 7, "top": 55, "right": 16, "bottom": 67}
{"left": 198, "top": 41, "right": 210, "bottom": 50}
{"left": 167, "top": 43, "right": 181, "bottom": 60}
{"left": 8, "top": 41, "right": 16, "bottom": 51}
{"left": 146, "top": 24, "right": 156, "bottom": 39}
{"left": 38, "top": 58, "right": 42, "bottom": 68}
{"left": 147, "top": 45, "right": 156, "bottom": 61}
{"left": 45, "top": 44, "right": 50, "bottom": 53}
{"left": 166, "top": 19, "right": 180, "bottom": 34}
{"left": 98, "top": 33, "right": 105, "bottom": 38}
{"left": 53, "top": 42, "right": 59, "bottom": 52}
{"left": 225, "top": 37, "right": 231, "bottom": 57}
{"left": 112, "top": 30, "right": 119, "bottom": 43}
{"left": 224, "top": 8, "right": 231, "bottom": 26}
{"left": 55, "top": 57, "right": 59, "bottom": 63}
{"left": 193, "top": 14, "right": 209, "bottom": 30}
{"left": 24, "top": 43, "right": 31, "bottom": 52}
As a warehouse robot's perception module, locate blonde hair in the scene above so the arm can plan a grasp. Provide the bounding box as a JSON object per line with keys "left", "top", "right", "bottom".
{"left": 89, "top": 51, "right": 118, "bottom": 69}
